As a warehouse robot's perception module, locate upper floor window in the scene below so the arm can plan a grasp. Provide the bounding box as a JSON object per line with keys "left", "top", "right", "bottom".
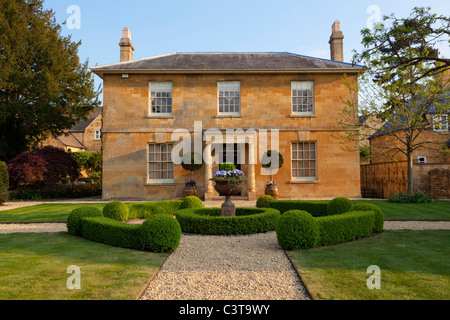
{"left": 94, "top": 130, "right": 101, "bottom": 140}
{"left": 291, "top": 141, "right": 317, "bottom": 181}
{"left": 149, "top": 82, "right": 172, "bottom": 115}
{"left": 432, "top": 114, "right": 449, "bottom": 132}
{"left": 292, "top": 81, "right": 314, "bottom": 115}
{"left": 218, "top": 81, "right": 241, "bottom": 115}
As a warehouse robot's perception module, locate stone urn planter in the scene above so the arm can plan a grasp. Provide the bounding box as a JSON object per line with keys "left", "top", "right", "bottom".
{"left": 210, "top": 176, "right": 247, "bottom": 216}
{"left": 183, "top": 185, "right": 198, "bottom": 197}
{"left": 265, "top": 185, "right": 279, "bottom": 199}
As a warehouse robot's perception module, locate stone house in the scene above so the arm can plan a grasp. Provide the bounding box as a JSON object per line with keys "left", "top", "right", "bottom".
{"left": 91, "top": 22, "right": 363, "bottom": 201}
{"left": 42, "top": 107, "right": 103, "bottom": 153}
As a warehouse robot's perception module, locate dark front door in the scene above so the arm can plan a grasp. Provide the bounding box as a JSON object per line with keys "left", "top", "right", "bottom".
{"left": 219, "top": 143, "right": 242, "bottom": 195}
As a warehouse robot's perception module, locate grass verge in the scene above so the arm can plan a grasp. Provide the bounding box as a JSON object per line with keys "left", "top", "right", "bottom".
{"left": 287, "top": 230, "right": 450, "bottom": 300}
{"left": 0, "top": 232, "right": 166, "bottom": 300}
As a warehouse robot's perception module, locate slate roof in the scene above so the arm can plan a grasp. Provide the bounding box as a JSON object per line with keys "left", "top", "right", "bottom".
{"left": 91, "top": 52, "right": 363, "bottom": 77}
{"left": 69, "top": 107, "right": 102, "bottom": 132}
{"left": 58, "top": 133, "right": 86, "bottom": 150}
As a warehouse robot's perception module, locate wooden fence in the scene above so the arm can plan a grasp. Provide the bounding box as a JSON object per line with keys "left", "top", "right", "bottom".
{"left": 360, "top": 161, "right": 408, "bottom": 198}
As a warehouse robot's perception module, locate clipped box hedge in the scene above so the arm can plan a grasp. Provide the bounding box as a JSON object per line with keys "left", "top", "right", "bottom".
{"left": 269, "top": 200, "right": 330, "bottom": 216}
{"left": 175, "top": 207, "right": 281, "bottom": 235}
{"left": 128, "top": 200, "right": 183, "bottom": 220}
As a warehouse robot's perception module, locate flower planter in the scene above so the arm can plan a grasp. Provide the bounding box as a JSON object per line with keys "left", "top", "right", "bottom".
{"left": 183, "top": 185, "right": 198, "bottom": 197}
{"left": 210, "top": 178, "right": 247, "bottom": 216}
{"left": 265, "top": 185, "right": 279, "bottom": 199}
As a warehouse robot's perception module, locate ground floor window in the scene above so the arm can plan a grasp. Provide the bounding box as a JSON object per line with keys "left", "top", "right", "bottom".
{"left": 291, "top": 141, "right": 317, "bottom": 181}
{"left": 148, "top": 143, "right": 174, "bottom": 182}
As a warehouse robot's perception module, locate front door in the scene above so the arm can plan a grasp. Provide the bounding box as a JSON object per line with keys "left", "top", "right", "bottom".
{"left": 219, "top": 143, "right": 242, "bottom": 195}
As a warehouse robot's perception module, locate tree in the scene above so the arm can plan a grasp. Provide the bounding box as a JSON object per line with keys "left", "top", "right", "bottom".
{"left": 261, "top": 150, "right": 284, "bottom": 181}
{"left": 7, "top": 146, "right": 79, "bottom": 190}
{"left": 338, "top": 7, "right": 450, "bottom": 193}
{"left": 181, "top": 152, "right": 203, "bottom": 180}
{"left": 0, "top": 0, "right": 100, "bottom": 161}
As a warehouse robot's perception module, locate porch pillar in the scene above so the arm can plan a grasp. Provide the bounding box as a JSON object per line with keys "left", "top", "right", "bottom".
{"left": 247, "top": 141, "right": 257, "bottom": 200}
{"left": 204, "top": 143, "right": 214, "bottom": 201}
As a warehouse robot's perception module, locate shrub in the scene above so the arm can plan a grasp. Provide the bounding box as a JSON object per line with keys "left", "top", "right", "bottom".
{"left": 141, "top": 214, "right": 181, "bottom": 252}
{"left": 103, "top": 201, "right": 129, "bottom": 221}
{"left": 175, "top": 207, "right": 280, "bottom": 235}
{"left": 256, "top": 195, "right": 275, "bottom": 208}
{"left": 276, "top": 210, "right": 319, "bottom": 250}
{"left": 316, "top": 211, "right": 376, "bottom": 246}
{"left": 179, "top": 196, "right": 204, "bottom": 210}
{"left": 67, "top": 206, "right": 103, "bottom": 236}
{"left": 269, "top": 200, "right": 329, "bottom": 216}
{"left": 388, "top": 192, "right": 432, "bottom": 204}
{"left": 0, "top": 161, "right": 9, "bottom": 204}
{"left": 7, "top": 146, "right": 79, "bottom": 190}
{"left": 350, "top": 203, "right": 384, "bottom": 232}
{"left": 219, "top": 162, "right": 236, "bottom": 171}
{"left": 326, "top": 197, "right": 353, "bottom": 216}
{"left": 81, "top": 217, "right": 142, "bottom": 249}
{"left": 128, "top": 200, "right": 182, "bottom": 220}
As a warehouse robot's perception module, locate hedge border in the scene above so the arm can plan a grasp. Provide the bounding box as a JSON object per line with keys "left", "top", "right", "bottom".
{"left": 269, "top": 200, "right": 330, "bottom": 216}
{"left": 175, "top": 207, "right": 281, "bottom": 235}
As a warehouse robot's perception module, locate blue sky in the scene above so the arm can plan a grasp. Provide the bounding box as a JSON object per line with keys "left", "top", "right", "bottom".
{"left": 43, "top": 0, "right": 450, "bottom": 103}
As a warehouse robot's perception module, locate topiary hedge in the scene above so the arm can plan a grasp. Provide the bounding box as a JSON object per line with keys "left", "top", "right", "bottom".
{"left": 269, "top": 200, "right": 329, "bottom": 216}
{"left": 175, "top": 207, "right": 280, "bottom": 235}
{"left": 128, "top": 200, "right": 182, "bottom": 220}
{"left": 326, "top": 197, "right": 353, "bottom": 216}
{"left": 179, "top": 196, "right": 204, "bottom": 210}
{"left": 316, "top": 211, "right": 377, "bottom": 246}
{"left": 276, "top": 210, "right": 319, "bottom": 250}
{"left": 140, "top": 215, "right": 181, "bottom": 252}
{"left": 67, "top": 201, "right": 183, "bottom": 252}
{"left": 103, "top": 201, "right": 130, "bottom": 221}
{"left": 256, "top": 195, "right": 275, "bottom": 208}
{"left": 67, "top": 206, "right": 103, "bottom": 236}
{"left": 350, "top": 203, "right": 384, "bottom": 233}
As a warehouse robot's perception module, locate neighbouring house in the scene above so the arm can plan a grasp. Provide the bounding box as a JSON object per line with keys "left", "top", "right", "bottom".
{"left": 91, "top": 22, "right": 363, "bottom": 201}
{"left": 361, "top": 83, "right": 450, "bottom": 199}
{"left": 41, "top": 107, "right": 103, "bottom": 153}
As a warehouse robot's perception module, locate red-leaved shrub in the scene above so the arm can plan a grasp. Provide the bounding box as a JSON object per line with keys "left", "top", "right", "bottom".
{"left": 7, "top": 146, "right": 79, "bottom": 190}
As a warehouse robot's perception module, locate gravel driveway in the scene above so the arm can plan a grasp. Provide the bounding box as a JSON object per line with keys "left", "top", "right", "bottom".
{"left": 139, "top": 232, "right": 311, "bottom": 300}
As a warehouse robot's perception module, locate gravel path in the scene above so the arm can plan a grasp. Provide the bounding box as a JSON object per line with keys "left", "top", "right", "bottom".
{"left": 0, "top": 223, "right": 67, "bottom": 234}
{"left": 139, "top": 232, "right": 310, "bottom": 300}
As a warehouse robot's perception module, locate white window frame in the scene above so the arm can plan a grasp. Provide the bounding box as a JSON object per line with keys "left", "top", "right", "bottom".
{"left": 432, "top": 114, "right": 449, "bottom": 132}
{"left": 218, "top": 81, "right": 241, "bottom": 115}
{"left": 291, "top": 81, "right": 315, "bottom": 115}
{"left": 94, "top": 130, "right": 101, "bottom": 140}
{"left": 149, "top": 82, "right": 173, "bottom": 116}
{"left": 147, "top": 143, "right": 175, "bottom": 183}
{"left": 291, "top": 141, "right": 317, "bottom": 181}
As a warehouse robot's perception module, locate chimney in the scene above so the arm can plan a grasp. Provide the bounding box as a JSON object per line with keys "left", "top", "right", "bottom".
{"left": 119, "top": 28, "right": 134, "bottom": 62}
{"left": 329, "top": 21, "right": 344, "bottom": 62}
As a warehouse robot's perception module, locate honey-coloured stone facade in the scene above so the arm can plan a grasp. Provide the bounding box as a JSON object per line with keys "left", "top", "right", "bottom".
{"left": 101, "top": 72, "right": 361, "bottom": 200}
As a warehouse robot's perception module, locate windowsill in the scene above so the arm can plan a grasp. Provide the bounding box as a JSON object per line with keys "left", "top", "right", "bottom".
{"left": 145, "top": 181, "right": 176, "bottom": 186}
{"left": 214, "top": 114, "right": 242, "bottom": 119}
{"left": 288, "top": 180, "right": 319, "bottom": 184}
{"left": 289, "top": 114, "right": 316, "bottom": 118}
{"left": 145, "top": 115, "right": 174, "bottom": 119}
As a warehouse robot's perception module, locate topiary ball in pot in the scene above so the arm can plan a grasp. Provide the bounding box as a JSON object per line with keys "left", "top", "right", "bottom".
{"left": 256, "top": 195, "right": 275, "bottom": 208}
{"left": 276, "top": 210, "right": 319, "bottom": 250}
{"left": 180, "top": 195, "right": 204, "bottom": 209}
{"left": 141, "top": 214, "right": 181, "bottom": 252}
{"left": 326, "top": 197, "right": 353, "bottom": 216}
{"left": 103, "top": 201, "right": 130, "bottom": 221}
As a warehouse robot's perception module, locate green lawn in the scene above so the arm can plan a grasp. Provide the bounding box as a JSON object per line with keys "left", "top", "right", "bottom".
{"left": 0, "top": 203, "right": 106, "bottom": 222}
{"left": 353, "top": 200, "right": 450, "bottom": 220}
{"left": 288, "top": 230, "right": 450, "bottom": 300}
{"left": 0, "top": 232, "right": 166, "bottom": 300}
